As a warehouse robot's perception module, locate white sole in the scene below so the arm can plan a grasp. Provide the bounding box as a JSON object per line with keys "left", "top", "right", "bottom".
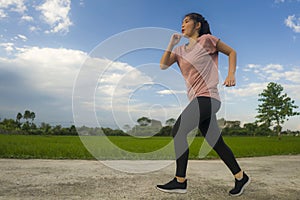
{"left": 155, "top": 186, "right": 187, "bottom": 194}
{"left": 229, "top": 176, "right": 251, "bottom": 197}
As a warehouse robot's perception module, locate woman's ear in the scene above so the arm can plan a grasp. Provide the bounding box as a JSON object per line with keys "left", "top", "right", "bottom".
{"left": 195, "top": 22, "right": 201, "bottom": 31}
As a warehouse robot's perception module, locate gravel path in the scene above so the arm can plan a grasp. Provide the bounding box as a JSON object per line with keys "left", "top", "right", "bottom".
{"left": 0, "top": 155, "right": 299, "bottom": 200}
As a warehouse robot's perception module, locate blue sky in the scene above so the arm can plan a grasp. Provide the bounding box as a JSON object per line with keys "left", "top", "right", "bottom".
{"left": 0, "top": 0, "right": 299, "bottom": 130}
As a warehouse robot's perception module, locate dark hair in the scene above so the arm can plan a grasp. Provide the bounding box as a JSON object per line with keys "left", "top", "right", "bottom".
{"left": 184, "top": 13, "right": 211, "bottom": 37}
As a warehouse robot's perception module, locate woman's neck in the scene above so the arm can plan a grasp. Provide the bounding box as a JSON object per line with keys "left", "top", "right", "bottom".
{"left": 188, "top": 32, "right": 199, "bottom": 45}
{"left": 187, "top": 35, "right": 198, "bottom": 47}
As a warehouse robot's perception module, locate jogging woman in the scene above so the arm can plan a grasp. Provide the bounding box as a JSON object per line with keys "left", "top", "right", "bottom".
{"left": 156, "top": 13, "right": 250, "bottom": 196}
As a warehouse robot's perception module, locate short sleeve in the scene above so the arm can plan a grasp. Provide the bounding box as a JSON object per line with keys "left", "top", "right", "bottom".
{"left": 172, "top": 45, "right": 181, "bottom": 62}
{"left": 202, "top": 34, "right": 220, "bottom": 54}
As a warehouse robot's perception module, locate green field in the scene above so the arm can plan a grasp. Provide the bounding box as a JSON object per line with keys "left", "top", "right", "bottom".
{"left": 0, "top": 134, "right": 299, "bottom": 160}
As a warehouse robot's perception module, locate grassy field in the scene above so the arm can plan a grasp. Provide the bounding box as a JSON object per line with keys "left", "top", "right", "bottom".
{"left": 0, "top": 134, "right": 299, "bottom": 160}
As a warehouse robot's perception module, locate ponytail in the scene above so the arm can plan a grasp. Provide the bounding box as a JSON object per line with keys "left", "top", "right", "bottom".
{"left": 184, "top": 13, "right": 211, "bottom": 37}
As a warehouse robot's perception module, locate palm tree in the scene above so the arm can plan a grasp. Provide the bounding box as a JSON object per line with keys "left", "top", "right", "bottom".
{"left": 23, "top": 110, "right": 31, "bottom": 123}
{"left": 30, "top": 111, "right": 36, "bottom": 124}
{"left": 16, "top": 112, "right": 23, "bottom": 128}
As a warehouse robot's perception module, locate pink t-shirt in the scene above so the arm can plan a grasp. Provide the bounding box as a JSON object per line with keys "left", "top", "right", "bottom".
{"left": 173, "top": 34, "right": 220, "bottom": 101}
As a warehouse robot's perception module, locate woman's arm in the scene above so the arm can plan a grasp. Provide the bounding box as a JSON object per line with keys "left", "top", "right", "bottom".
{"left": 160, "top": 34, "right": 181, "bottom": 70}
{"left": 216, "top": 40, "right": 237, "bottom": 87}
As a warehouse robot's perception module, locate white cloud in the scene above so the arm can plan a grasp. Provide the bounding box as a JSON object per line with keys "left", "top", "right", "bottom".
{"left": 0, "top": 45, "right": 90, "bottom": 123}
{"left": 0, "top": 0, "right": 74, "bottom": 34}
{"left": 0, "top": 0, "right": 26, "bottom": 13}
{"left": 156, "top": 89, "right": 186, "bottom": 95}
{"left": 0, "top": 0, "right": 27, "bottom": 20}
{"left": 94, "top": 62, "right": 188, "bottom": 117}
{"left": 0, "top": 45, "right": 173, "bottom": 127}
{"left": 283, "top": 84, "right": 300, "bottom": 100}
{"left": 275, "top": 0, "right": 300, "bottom": 3}
{"left": 36, "top": 0, "right": 72, "bottom": 34}
{"left": 17, "top": 34, "right": 27, "bottom": 41}
{"left": 96, "top": 60, "right": 154, "bottom": 111}
{"left": 0, "top": 1, "right": 34, "bottom": 35}
{"left": 243, "top": 63, "right": 300, "bottom": 83}
{"left": 76, "top": 60, "right": 187, "bottom": 127}
{"left": 1, "top": 46, "right": 86, "bottom": 96}
{"left": 262, "top": 64, "right": 284, "bottom": 71}
{"left": 242, "top": 76, "right": 249, "bottom": 81}
{"left": 226, "top": 82, "right": 268, "bottom": 97}
{"left": 226, "top": 81, "right": 300, "bottom": 101}
{"left": 79, "top": 0, "right": 84, "bottom": 7}
{"left": 284, "top": 69, "right": 300, "bottom": 83}
{"left": 0, "top": 42, "right": 15, "bottom": 54}
{"left": 258, "top": 64, "right": 284, "bottom": 81}
{"left": 243, "top": 64, "right": 260, "bottom": 72}
{"left": 0, "top": 9, "right": 7, "bottom": 18}
{"left": 29, "top": 26, "right": 39, "bottom": 32}
{"left": 285, "top": 15, "right": 300, "bottom": 33}
{"left": 21, "top": 14, "right": 33, "bottom": 22}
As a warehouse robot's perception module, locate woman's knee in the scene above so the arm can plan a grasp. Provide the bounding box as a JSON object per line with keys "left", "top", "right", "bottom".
{"left": 211, "top": 137, "right": 227, "bottom": 152}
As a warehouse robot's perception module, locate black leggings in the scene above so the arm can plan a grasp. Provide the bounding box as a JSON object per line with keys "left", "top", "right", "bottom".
{"left": 172, "top": 96, "right": 241, "bottom": 177}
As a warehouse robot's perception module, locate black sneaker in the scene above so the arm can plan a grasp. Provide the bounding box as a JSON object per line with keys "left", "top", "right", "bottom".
{"left": 229, "top": 172, "right": 250, "bottom": 196}
{"left": 156, "top": 178, "right": 187, "bottom": 194}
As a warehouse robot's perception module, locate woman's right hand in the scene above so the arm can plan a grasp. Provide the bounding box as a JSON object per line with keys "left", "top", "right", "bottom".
{"left": 169, "top": 33, "right": 182, "bottom": 47}
{"left": 160, "top": 33, "right": 181, "bottom": 70}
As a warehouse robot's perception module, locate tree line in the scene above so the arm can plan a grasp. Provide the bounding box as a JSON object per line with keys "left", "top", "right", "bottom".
{"left": 0, "top": 110, "right": 78, "bottom": 135}
{"left": 0, "top": 82, "right": 299, "bottom": 137}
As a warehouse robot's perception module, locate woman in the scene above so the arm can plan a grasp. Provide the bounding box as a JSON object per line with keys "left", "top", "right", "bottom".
{"left": 156, "top": 13, "right": 250, "bottom": 196}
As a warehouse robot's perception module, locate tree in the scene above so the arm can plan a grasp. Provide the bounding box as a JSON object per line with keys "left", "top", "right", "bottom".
{"left": 157, "top": 126, "right": 172, "bottom": 136}
{"left": 256, "top": 123, "right": 273, "bottom": 136}
{"left": 21, "top": 121, "right": 31, "bottom": 132}
{"left": 122, "top": 124, "right": 131, "bottom": 133}
{"left": 40, "top": 122, "right": 52, "bottom": 134}
{"left": 69, "top": 125, "right": 78, "bottom": 135}
{"left": 16, "top": 113, "right": 23, "bottom": 128}
{"left": 243, "top": 122, "right": 258, "bottom": 136}
{"left": 256, "top": 82, "right": 300, "bottom": 138}
{"left": 52, "top": 125, "right": 62, "bottom": 135}
{"left": 30, "top": 111, "right": 35, "bottom": 124}
{"left": 23, "top": 110, "right": 31, "bottom": 123}
{"left": 165, "top": 118, "right": 176, "bottom": 127}
{"left": 137, "top": 117, "right": 151, "bottom": 126}
{"left": 1, "top": 119, "right": 19, "bottom": 130}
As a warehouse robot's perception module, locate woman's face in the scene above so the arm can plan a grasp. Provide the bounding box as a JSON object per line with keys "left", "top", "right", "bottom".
{"left": 181, "top": 16, "right": 200, "bottom": 38}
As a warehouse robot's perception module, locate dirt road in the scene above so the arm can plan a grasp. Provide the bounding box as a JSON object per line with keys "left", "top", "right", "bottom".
{"left": 0, "top": 155, "right": 299, "bottom": 200}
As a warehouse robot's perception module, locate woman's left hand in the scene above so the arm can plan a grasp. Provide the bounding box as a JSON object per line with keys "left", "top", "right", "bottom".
{"left": 223, "top": 74, "right": 236, "bottom": 87}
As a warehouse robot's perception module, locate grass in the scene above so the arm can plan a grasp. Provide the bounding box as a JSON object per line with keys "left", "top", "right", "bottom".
{"left": 0, "top": 134, "right": 299, "bottom": 160}
{"left": 0, "top": 135, "right": 93, "bottom": 159}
